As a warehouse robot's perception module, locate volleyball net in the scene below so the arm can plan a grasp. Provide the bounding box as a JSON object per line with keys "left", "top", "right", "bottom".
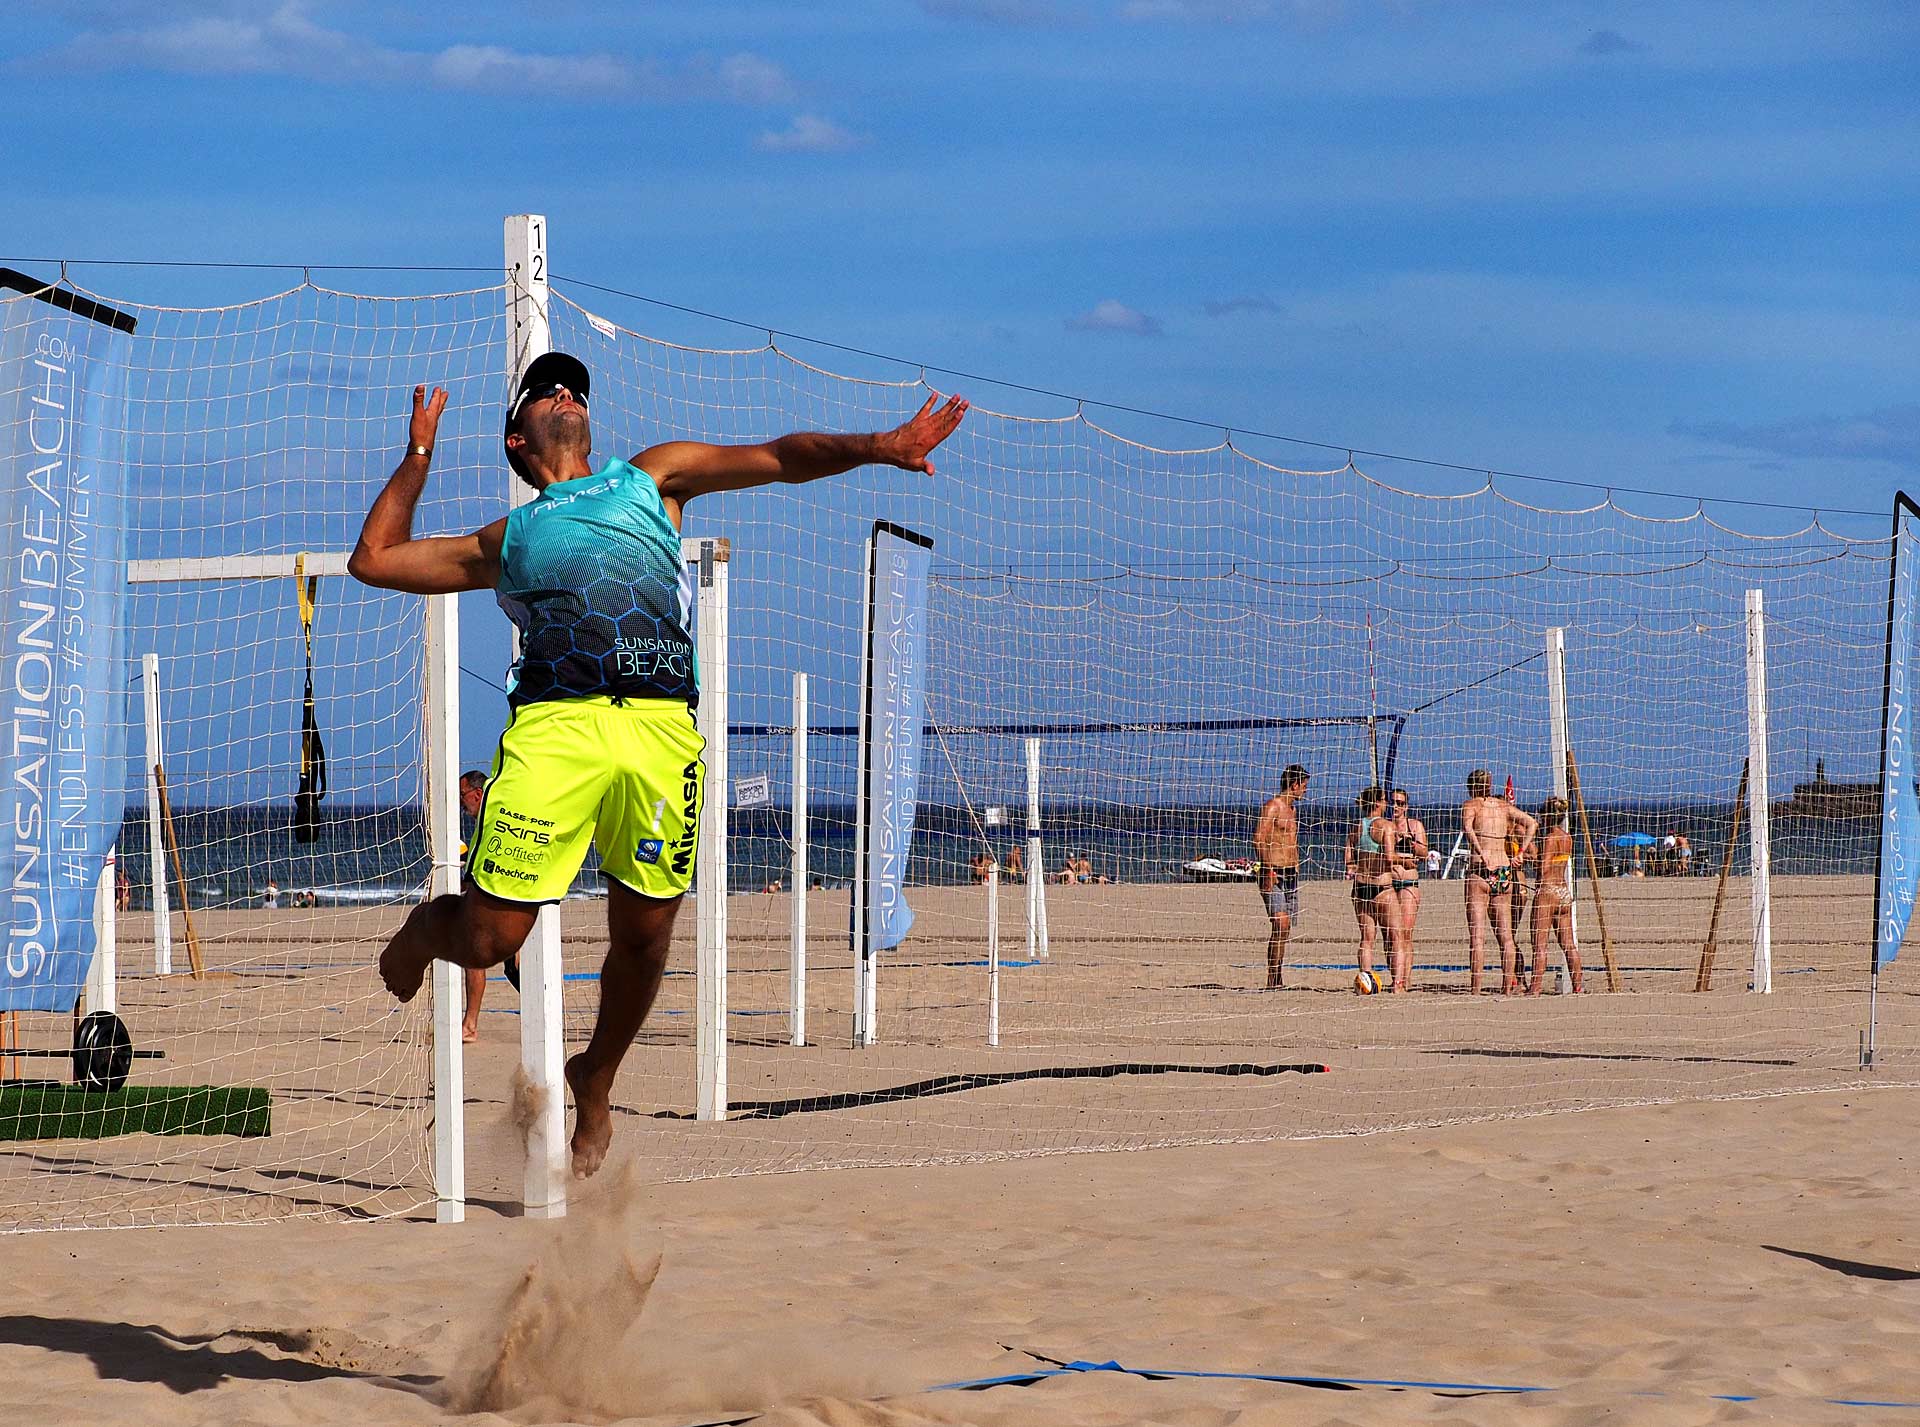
{"left": 0, "top": 222, "right": 1906, "bottom": 1230}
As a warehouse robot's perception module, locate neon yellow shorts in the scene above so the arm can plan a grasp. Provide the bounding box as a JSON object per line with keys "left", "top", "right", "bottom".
{"left": 465, "top": 697, "right": 705, "bottom": 904}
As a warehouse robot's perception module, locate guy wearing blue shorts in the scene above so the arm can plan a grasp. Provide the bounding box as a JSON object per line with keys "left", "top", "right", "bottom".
{"left": 351, "top": 352, "right": 967, "bottom": 1175}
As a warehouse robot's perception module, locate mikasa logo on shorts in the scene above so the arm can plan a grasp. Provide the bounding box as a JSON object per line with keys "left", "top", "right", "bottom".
{"left": 635, "top": 838, "right": 663, "bottom": 865}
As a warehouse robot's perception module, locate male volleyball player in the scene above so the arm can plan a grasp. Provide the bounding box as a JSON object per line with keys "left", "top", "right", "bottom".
{"left": 1253, "top": 764, "right": 1309, "bottom": 988}
{"left": 1461, "top": 769, "right": 1537, "bottom": 994}
{"left": 351, "top": 354, "right": 968, "bottom": 1176}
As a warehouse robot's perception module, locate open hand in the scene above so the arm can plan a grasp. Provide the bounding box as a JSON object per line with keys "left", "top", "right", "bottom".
{"left": 886, "top": 392, "right": 969, "bottom": 475}
{"left": 410, "top": 384, "right": 449, "bottom": 450}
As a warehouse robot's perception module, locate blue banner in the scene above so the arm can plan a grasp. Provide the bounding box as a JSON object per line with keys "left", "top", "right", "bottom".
{"left": 0, "top": 276, "right": 134, "bottom": 1011}
{"left": 1878, "top": 499, "right": 1920, "bottom": 969}
{"left": 865, "top": 523, "right": 932, "bottom": 952}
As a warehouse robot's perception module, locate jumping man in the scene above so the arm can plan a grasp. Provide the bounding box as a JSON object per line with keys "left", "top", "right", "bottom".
{"left": 351, "top": 353, "right": 968, "bottom": 1176}
{"left": 1253, "top": 763, "right": 1309, "bottom": 988}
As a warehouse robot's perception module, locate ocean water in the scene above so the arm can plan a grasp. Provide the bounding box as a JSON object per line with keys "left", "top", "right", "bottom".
{"left": 109, "top": 799, "right": 1878, "bottom": 910}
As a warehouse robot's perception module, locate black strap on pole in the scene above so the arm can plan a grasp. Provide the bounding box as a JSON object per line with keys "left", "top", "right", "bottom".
{"left": 293, "top": 555, "right": 328, "bottom": 844}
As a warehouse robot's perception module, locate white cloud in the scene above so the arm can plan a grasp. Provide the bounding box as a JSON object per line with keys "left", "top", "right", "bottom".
{"left": 1121, "top": 0, "right": 1273, "bottom": 19}
{"left": 718, "top": 51, "right": 794, "bottom": 103}
{"left": 41, "top": 2, "right": 792, "bottom": 103}
{"left": 1066, "top": 299, "right": 1164, "bottom": 336}
{"left": 920, "top": 0, "right": 1088, "bottom": 22}
{"left": 431, "top": 44, "right": 629, "bottom": 92}
{"left": 757, "top": 114, "right": 864, "bottom": 154}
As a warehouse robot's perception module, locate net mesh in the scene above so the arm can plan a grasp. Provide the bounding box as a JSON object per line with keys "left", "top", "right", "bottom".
{"left": 1, "top": 278, "right": 510, "bottom": 1228}
{"left": 538, "top": 286, "right": 1912, "bottom": 1184}
{"left": 0, "top": 267, "right": 1907, "bottom": 1229}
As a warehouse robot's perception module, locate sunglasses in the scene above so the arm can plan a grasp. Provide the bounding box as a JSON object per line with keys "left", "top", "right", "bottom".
{"left": 509, "top": 381, "right": 586, "bottom": 423}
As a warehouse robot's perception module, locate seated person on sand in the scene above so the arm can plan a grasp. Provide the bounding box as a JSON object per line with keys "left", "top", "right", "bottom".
{"left": 970, "top": 852, "right": 994, "bottom": 884}
{"left": 1003, "top": 846, "right": 1025, "bottom": 880}
{"left": 1072, "top": 853, "right": 1109, "bottom": 884}
{"left": 1050, "top": 855, "right": 1081, "bottom": 885}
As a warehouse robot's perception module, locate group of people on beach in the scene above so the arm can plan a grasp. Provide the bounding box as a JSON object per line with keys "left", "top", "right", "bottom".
{"left": 1254, "top": 765, "right": 1583, "bottom": 996}
{"left": 969, "top": 848, "right": 1108, "bottom": 885}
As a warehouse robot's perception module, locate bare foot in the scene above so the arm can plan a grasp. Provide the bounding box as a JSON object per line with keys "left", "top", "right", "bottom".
{"left": 378, "top": 942, "right": 427, "bottom": 1002}
{"left": 566, "top": 1053, "right": 614, "bottom": 1179}
{"left": 461, "top": 1023, "right": 479, "bottom": 1044}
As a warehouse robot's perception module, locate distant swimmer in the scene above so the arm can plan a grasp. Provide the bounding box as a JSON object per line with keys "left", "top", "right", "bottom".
{"left": 1253, "top": 764, "right": 1310, "bottom": 989}
{"left": 1389, "top": 788, "right": 1429, "bottom": 968}
{"left": 1347, "top": 785, "right": 1410, "bottom": 991}
{"left": 1461, "top": 768, "right": 1538, "bottom": 995}
{"left": 1529, "top": 796, "right": 1583, "bottom": 994}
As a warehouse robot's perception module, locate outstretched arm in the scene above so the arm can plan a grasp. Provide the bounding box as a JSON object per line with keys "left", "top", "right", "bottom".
{"left": 638, "top": 393, "right": 970, "bottom": 520}
{"left": 349, "top": 385, "right": 504, "bottom": 594}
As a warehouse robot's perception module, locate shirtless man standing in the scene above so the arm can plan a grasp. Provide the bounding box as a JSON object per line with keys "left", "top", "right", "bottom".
{"left": 1461, "top": 768, "right": 1538, "bottom": 994}
{"left": 1253, "top": 764, "right": 1310, "bottom": 989}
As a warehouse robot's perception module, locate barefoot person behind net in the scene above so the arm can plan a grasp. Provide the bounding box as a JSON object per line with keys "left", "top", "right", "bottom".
{"left": 1529, "top": 796, "right": 1583, "bottom": 994}
{"left": 1252, "top": 763, "right": 1309, "bottom": 988}
{"left": 350, "top": 355, "right": 967, "bottom": 1177}
{"left": 1347, "top": 785, "right": 1410, "bottom": 991}
{"left": 1461, "top": 768, "right": 1538, "bottom": 995}
{"left": 1388, "top": 787, "right": 1428, "bottom": 968}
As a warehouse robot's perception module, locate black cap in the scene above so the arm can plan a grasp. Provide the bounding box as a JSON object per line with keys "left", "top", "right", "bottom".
{"left": 504, "top": 351, "right": 591, "bottom": 436}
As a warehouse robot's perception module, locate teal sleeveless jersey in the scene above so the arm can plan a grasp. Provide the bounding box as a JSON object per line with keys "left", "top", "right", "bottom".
{"left": 496, "top": 458, "right": 697, "bottom": 706}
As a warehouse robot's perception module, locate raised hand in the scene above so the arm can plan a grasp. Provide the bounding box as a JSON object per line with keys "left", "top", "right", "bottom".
{"left": 886, "top": 392, "right": 970, "bottom": 475}
{"left": 410, "top": 384, "right": 449, "bottom": 452}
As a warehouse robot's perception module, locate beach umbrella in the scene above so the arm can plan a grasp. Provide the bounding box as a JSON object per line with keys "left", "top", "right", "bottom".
{"left": 1611, "top": 832, "right": 1657, "bottom": 848}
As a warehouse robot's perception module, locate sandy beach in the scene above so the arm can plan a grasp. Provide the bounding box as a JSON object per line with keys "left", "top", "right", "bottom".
{"left": 2, "top": 1087, "right": 1915, "bottom": 1425}
{"left": 3, "top": 872, "right": 1916, "bottom": 1422}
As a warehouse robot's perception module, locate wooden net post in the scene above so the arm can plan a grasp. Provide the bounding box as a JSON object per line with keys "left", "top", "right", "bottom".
{"left": 1565, "top": 747, "right": 1620, "bottom": 992}
{"left": 151, "top": 766, "right": 206, "bottom": 979}
{"left": 1694, "top": 759, "right": 1750, "bottom": 992}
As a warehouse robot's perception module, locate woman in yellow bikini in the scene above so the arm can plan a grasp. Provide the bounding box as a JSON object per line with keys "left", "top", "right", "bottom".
{"left": 1529, "top": 796, "right": 1583, "bottom": 994}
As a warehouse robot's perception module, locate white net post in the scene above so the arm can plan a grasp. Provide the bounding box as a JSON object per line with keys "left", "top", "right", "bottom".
{"left": 986, "top": 862, "right": 1000, "bottom": 1046}
{"left": 505, "top": 212, "right": 568, "bottom": 1218}
{"left": 851, "top": 535, "right": 876, "bottom": 1048}
{"left": 1024, "top": 735, "right": 1049, "bottom": 960}
{"left": 424, "top": 591, "right": 464, "bottom": 1223}
{"left": 87, "top": 852, "right": 116, "bottom": 1015}
{"left": 1546, "top": 626, "right": 1573, "bottom": 993}
{"left": 692, "top": 538, "right": 730, "bottom": 1120}
{"left": 1747, "top": 587, "right": 1774, "bottom": 993}
{"left": 789, "top": 671, "right": 808, "bottom": 1047}
{"left": 140, "top": 651, "right": 172, "bottom": 975}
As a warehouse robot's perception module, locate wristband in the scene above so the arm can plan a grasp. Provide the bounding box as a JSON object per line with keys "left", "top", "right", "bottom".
{"left": 409, "top": 443, "right": 432, "bottom": 458}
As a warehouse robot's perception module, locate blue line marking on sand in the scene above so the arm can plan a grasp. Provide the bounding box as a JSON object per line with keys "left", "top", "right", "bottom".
{"left": 928, "top": 1358, "right": 1920, "bottom": 1409}
{"left": 950, "top": 958, "right": 1045, "bottom": 968}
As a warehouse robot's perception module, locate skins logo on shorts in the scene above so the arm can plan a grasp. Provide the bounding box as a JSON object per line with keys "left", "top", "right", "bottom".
{"left": 635, "top": 837, "right": 663, "bottom": 865}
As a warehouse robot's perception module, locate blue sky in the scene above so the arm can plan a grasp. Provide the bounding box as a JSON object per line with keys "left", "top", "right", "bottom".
{"left": 4, "top": 1, "right": 1916, "bottom": 791}
{"left": 6, "top": 0, "right": 1914, "bottom": 521}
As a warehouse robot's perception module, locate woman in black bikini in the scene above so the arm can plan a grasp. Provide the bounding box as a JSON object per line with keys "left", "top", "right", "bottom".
{"left": 1346, "top": 786, "right": 1410, "bottom": 992}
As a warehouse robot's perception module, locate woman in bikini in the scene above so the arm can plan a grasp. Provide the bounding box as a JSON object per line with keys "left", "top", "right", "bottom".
{"left": 1389, "top": 789, "right": 1428, "bottom": 972}
{"left": 1529, "top": 796, "right": 1583, "bottom": 993}
{"left": 1346, "top": 786, "right": 1410, "bottom": 992}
